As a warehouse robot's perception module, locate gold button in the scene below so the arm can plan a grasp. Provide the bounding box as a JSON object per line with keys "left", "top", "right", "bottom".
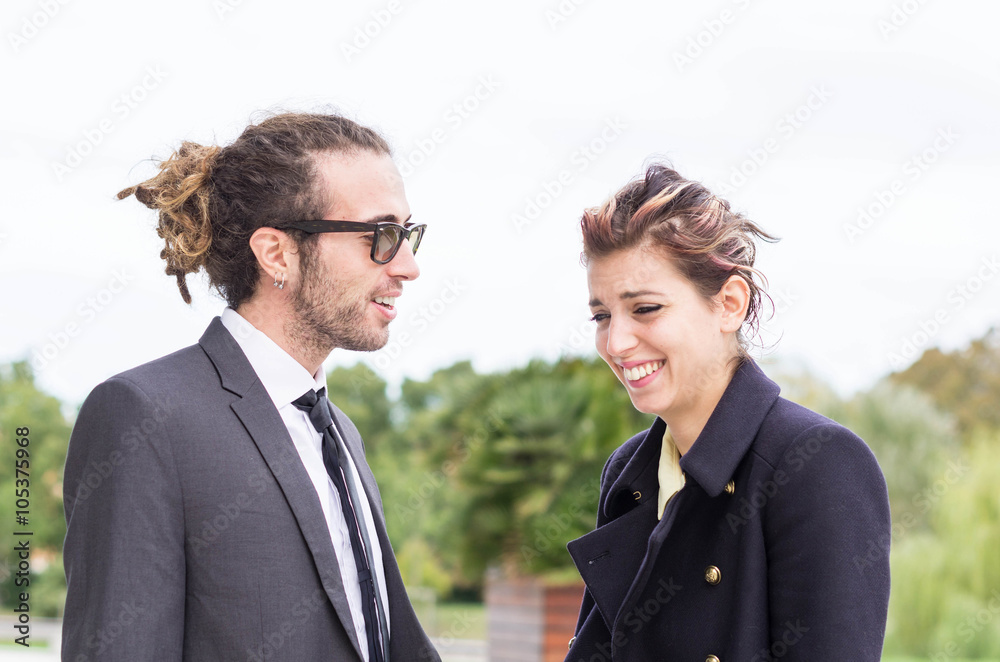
{"left": 568, "top": 636, "right": 576, "bottom": 650}
{"left": 707, "top": 656, "right": 721, "bottom": 662}
{"left": 633, "top": 490, "right": 642, "bottom": 501}
{"left": 724, "top": 480, "right": 735, "bottom": 494}
{"left": 704, "top": 566, "right": 722, "bottom": 585}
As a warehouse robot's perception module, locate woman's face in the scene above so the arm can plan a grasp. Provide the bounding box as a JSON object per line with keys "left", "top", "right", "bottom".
{"left": 587, "top": 244, "right": 741, "bottom": 424}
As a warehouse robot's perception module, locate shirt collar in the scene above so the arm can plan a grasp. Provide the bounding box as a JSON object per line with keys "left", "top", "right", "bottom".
{"left": 220, "top": 307, "right": 325, "bottom": 408}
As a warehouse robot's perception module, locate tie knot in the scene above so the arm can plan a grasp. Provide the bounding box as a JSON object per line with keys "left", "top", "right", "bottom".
{"left": 292, "top": 387, "right": 334, "bottom": 433}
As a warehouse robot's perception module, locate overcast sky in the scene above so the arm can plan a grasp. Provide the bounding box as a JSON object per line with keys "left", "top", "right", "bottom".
{"left": 3, "top": 0, "right": 998, "bottom": 409}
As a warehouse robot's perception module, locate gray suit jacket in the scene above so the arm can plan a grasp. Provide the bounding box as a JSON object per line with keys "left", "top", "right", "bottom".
{"left": 62, "top": 318, "right": 440, "bottom": 661}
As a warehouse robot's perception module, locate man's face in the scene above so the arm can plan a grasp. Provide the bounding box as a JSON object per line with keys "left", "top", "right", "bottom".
{"left": 289, "top": 150, "right": 419, "bottom": 353}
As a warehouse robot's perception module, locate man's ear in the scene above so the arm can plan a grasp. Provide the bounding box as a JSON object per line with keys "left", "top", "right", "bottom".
{"left": 717, "top": 274, "right": 750, "bottom": 333}
{"left": 249, "top": 227, "right": 298, "bottom": 287}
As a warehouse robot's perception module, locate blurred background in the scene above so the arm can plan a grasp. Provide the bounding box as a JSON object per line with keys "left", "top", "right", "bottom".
{"left": 1, "top": 0, "right": 999, "bottom": 659}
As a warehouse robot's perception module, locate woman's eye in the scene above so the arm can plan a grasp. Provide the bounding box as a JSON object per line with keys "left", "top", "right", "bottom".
{"left": 590, "top": 312, "right": 610, "bottom": 323}
{"left": 636, "top": 305, "right": 662, "bottom": 315}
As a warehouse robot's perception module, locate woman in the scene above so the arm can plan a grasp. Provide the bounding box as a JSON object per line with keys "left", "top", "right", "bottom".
{"left": 565, "top": 164, "right": 891, "bottom": 661}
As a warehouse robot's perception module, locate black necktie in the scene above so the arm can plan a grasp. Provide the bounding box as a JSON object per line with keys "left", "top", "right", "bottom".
{"left": 293, "top": 388, "right": 386, "bottom": 662}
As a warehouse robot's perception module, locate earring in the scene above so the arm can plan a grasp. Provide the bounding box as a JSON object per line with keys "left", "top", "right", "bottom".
{"left": 273, "top": 273, "right": 285, "bottom": 289}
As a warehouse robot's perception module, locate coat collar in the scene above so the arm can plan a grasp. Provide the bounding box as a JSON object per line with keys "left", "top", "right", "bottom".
{"left": 605, "top": 358, "right": 781, "bottom": 510}
{"left": 680, "top": 357, "right": 781, "bottom": 496}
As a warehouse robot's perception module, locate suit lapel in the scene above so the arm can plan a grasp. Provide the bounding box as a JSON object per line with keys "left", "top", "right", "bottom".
{"left": 199, "top": 318, "right": 365, "bottom": 661}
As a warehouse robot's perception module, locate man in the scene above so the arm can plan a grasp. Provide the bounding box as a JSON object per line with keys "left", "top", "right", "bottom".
{"left": 62, "top": 112, "right": 440, "bottom": 661}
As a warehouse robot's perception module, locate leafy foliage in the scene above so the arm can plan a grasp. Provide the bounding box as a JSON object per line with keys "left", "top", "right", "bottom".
{"left": 885, "top": 432, "right": 1000, "bottom": 658}
{"left": 0, "top": 362, "right": 73, "bottom": 615}
{"left": 892, "top": 328, "right": 1000, "bottom": 435}
{"left": 3, "top": 323, "right": 1000, "bottom": 656}
{"left": 360, "top": 357, "right": 651, "bottom": 590}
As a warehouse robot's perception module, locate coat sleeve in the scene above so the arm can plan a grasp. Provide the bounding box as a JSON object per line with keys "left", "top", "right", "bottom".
{"left": 763, "top": 422, "right": 891, "bottom": 661}
{"left": 62, "top": 377, "right": 185, "bottom": 661}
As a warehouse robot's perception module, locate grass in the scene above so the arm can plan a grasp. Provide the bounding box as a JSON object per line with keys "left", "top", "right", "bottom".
{"left": 0, "top": 640, "right": 50, "bottom": 649}
{"left": 425, "top": 602, "right": 487, "bottom": 640}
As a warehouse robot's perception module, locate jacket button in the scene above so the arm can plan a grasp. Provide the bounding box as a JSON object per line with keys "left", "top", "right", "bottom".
{"left": 568, "top": 636, "right": 576, "bottom": 650}
{"left": 707, "top": 656, "right": 721, "bottom": 662}
{"left": 704, "top": 566, "right": 722, "bottom": 585}
{"left": 724, "top": 480, "right": 735, "bottom": 494}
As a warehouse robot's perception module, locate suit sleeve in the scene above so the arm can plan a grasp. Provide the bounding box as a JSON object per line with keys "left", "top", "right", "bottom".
{"left": 62, "top": 377, "right": 185, "bottom": 661}
{"left": 763, "top": 423, "right": 891, "bottom": 661}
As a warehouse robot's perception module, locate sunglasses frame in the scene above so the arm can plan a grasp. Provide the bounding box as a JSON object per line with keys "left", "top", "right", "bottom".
{"left": 284, "top": 220, "right": 426, "bottom": 264}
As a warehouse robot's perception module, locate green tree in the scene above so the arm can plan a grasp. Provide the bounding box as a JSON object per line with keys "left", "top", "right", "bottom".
{"left": 0, "top": 361, "right": 72, "bottom": 616}
{"left": 389, "top": 361, "right": 503, "bottom": 593}
{"left": 450, "top": 357, "right": 652, "bottom": 581}
{"left": 892, "top": 328, "right": 1000, "bottom": 436}
{"left": 837, "top": 380, "right": 959, "bottom": 528}
{"left": 885, "top": 432, "right": 1000, "bottom": 658}
{"left": 326, "top": 362, "right": 394, "bottom": 448}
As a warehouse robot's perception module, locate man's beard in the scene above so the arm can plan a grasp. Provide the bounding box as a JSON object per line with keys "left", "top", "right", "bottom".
{"left": 288, "top": 243, "right": 390, "bottom": 355}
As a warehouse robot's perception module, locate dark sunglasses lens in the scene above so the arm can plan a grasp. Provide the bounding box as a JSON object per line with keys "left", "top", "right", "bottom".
{"left": 374, "top": 226, "right": 401, "bottom": 262}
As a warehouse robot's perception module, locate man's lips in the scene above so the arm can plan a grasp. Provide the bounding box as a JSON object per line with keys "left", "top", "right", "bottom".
{"left": 371, "top": 291, "right": 402, "bottom": 320}
{"left": 372, "top": 290, "right": 402, "bottom": 307}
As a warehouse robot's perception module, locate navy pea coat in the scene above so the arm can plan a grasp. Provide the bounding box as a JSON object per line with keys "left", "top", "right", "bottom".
{"left": 565, "top": 358, "right": 891, "bottom": 662}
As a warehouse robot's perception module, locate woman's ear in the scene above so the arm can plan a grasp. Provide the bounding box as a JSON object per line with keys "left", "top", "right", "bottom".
{"left": 717, "top": 275, "right": 750, "bottom": 333}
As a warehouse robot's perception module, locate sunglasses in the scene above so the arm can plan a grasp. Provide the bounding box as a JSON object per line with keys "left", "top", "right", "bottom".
{"left": 285, "top": 220, "right": 426, "bottom": 264}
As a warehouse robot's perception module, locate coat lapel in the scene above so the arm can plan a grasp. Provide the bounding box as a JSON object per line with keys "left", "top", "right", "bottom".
{"left": 603, "top": 417, "right": 666, "bottom": 521}
{"left": 198, "top": 318, "right": 365, "bottom": 661}
{"left": 568, "top": 419, "right": 664, "bottom": 630}
{"left": 567, "top": 497, "right": 658, "bottom": 631}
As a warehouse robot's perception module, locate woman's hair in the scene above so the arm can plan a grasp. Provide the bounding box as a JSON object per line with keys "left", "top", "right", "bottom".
{"left": 581, "top": 162, "right": 778, "bottom": 357}
{"left": 118, "top": 112, "right": 391, "bottom": 306}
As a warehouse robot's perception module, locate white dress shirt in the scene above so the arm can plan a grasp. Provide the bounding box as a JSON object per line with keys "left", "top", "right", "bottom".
{"left": 221, "top": 308, "right": 390, "bottom": 659}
